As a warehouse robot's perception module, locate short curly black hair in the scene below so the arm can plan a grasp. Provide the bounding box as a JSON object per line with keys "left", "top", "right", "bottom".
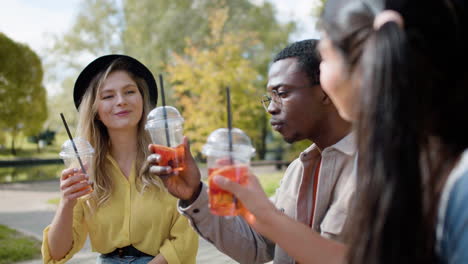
{"left": 273, "top": 39, "right": 321, "bottom": 85}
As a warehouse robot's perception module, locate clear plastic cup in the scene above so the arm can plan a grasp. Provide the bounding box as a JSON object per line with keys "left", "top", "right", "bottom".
{"left": 145, "top": 106, "right": 185, "bottom": 172}
{"left": 202, "top": 128, "right": 256, "bottom": 216}
{"left": 59, "top": 138, "right": 94, "bottom": 192}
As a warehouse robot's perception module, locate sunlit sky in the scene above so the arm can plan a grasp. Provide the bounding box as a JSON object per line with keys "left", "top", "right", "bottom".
{"left": 0, "top": 0, "right": 321, "bottom": 95}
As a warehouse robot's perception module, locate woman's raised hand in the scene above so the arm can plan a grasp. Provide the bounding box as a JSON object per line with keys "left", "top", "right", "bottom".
{"left": 59, "top": 167, "right": 92, "bottom": 206}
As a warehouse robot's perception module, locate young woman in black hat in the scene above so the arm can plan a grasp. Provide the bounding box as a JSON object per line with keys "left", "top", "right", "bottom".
{"left": 42, "top": 55, "right": 198, "bottom": 264}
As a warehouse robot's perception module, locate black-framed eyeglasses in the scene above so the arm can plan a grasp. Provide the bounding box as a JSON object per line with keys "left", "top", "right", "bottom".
{"left": 261, "top": 82, "right": 319, "bottom": 112}
{"left": 261, "top": 91, "right": 281, "bottom": 111}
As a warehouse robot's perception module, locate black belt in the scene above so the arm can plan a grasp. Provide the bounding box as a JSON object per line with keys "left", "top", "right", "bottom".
{"left": 104, "top": 245, "right": 153, "bottom": 258}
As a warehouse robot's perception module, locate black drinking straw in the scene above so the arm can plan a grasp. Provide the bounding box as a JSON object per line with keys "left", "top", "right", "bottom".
{"left": 226, "top": 86, "right": 234, "bottom": 157}
{"left": 226, "top": 86, "right": 237, "bottom": 208}
{"left": 159, "top": 74, "right": 171, "bottom": 146}
{"left": 60, "top": 113, "right": 87, "bottom": 174}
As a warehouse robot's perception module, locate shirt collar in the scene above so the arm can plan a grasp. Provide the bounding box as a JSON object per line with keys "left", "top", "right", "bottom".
{"left": 326, "top": 131, "right": 356, "bottom": 156}
{"left": 299, "top": 131, "right": 356, "bottom": 161}
{"left": 106, "top": 153, "right": 136, "bottom": 181}
{"left": 299, "top": 144, "right": 321, "bottom": 161}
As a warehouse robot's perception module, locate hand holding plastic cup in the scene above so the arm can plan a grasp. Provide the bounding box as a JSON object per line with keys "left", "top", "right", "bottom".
{"left": 145, "top": 106, "right": 185, "bottom": 172}
{"left": 202, "top": 128, "right": 256, "bottom": 216}
{"left": 59, "top": 137, "right": 95, "bottom": 192}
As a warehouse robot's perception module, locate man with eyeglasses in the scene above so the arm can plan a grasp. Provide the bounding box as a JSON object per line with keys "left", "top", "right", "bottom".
{"left": 147, "top": 39, "right": 357, "bottom": 264}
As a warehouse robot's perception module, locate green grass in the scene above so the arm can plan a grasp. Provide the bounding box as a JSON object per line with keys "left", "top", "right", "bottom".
{"left": 47, "top": 197, "right": 61, "bottom": 205}
{"left": 0, "top": 225, "right": 41, "bottom": 264}
{"left": 257, "top": 171, "right": 283, "bottom": 197}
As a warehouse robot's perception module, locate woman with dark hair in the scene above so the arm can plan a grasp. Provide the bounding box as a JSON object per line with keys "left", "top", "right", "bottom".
{"left": 42, "top": 55, "right": 198, "bottom": 264}
{"left": 214, "top": 0, "right": 468, "bottom": 263}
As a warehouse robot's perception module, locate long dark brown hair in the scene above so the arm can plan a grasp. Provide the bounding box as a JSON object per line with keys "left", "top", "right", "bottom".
{"left": 321, "top": 0, "right": 468, "bottom": 263}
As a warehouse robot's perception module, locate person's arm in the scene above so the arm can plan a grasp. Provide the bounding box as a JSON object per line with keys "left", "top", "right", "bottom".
{"left": 147, "top": 137, "right": 275, "bottom": 263}
{"left": 148, "top": 254, "right": 168, "bottom": 264}
{"left": 441, "top": 170, "right": 468, "bottom": 263}
{"left": 213, "top": 171, "right": 348, "bottom": 264}
{"left": 42, "top": 168, "right": 91, "bottom": 262}
{"left": 179, "top": 184, "right": 275, "bottom": 262}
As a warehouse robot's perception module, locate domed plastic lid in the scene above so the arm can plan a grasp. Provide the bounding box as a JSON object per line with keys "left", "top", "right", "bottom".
{"left": 145, "top": 106, "right": 184, "bottom": 129}
{"left": 202, "top": 128, "right": 256, "bottom": 159}
{"left": 59, "top": 138, "right": 95, "bottom": 158}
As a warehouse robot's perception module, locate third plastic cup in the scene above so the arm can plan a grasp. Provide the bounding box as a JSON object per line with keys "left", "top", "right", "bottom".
{"left": 145, "top": 106, "right": 185, "bottom": 172}
{"left": 202, "top": 128, "right": 256, "bottom": 216}
{"left": 59, "top": 137, "right": 95, "bottom": 192}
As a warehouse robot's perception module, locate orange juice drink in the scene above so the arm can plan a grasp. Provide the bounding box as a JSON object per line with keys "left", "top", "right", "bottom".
{"left": 202, "top": 127, "right": 256, "bottom": 217}
{"left": 208, "top": 164, "right": 249, "bottom": 216}
{"left": 60, "top": 138, "right": 94, "bottom": 193}
{"left": 152, "top": 143, "right": 185, "bottom": 172}
{"left": 145, "top": 106, "right": 186, "bottom": 172}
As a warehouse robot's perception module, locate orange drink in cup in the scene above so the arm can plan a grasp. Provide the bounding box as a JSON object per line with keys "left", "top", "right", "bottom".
{"left": 202, "top": 128, "right": 256, "bottom": 216}
{"left": 208, "top": 164, "right": 249, "bottom": 215}
{"left": 59, "top": 137, "right": 94, "bottom": 193}
{"left": 145, "top": 106, "right": 185, "bottom": 172}
{"left": 151, "top": 143, "right": 185, "bottom": 172}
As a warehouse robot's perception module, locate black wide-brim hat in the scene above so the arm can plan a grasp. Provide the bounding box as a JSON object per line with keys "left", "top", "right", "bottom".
{"left": 73, "top": 54, "right": 158, "bottom": 109}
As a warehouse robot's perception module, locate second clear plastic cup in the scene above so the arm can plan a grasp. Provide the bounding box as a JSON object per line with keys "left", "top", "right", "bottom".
{"left": 59, "top": 138, "right": 94, "bottom": 192}
{"left": 202, "top": 128, "right": 256, "bottom": 216}
{"left": 145, "top": 106, "right": 185, "bottom": 172}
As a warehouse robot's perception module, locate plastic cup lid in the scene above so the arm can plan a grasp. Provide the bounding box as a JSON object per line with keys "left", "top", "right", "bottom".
{"left": 201, "top": 128, "right": 256, "bottom": 159}
{"left": 59, "top": 137, "right": 95, "bottom": 158}
{"left": 145, "top": 106, "right": 184, "bottom": 129}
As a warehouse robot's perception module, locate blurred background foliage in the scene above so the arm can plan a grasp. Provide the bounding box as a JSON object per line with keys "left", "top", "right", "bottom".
{"left": 0, "top": 33, "right": 48, "bottom": 155}
{"left": 1, "top": 0, "right": 327, "bottom": 161}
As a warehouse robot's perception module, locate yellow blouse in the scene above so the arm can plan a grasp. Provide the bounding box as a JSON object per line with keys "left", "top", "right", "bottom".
{"left": 42, "top": 155, "right": 198, "bottom": 264}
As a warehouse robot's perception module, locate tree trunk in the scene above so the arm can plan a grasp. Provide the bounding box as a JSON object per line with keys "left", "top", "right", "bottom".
{"left": 257, "top": 111, "right": 267, "bottom": 160}
{"left": 11, "top": 132, "right": 16, "bottom": 156}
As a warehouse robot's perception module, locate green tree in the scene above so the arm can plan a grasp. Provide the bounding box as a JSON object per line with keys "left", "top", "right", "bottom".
{"left": 122, "top": 0, "right": 295, "bottom": 158}
{"left": 167, "top": 8, "right": 263, "bottom": 158}
{"left": 46, "top": 0, "right": 295, "bottom": 158}
{"left": 312, "top": 0, "right": 327, "bottom": 17}
{"left": 0, "top": 33, "right": 48, "bottom": 155}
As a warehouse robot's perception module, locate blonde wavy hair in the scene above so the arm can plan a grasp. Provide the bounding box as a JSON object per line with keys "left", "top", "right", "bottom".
{"left": 77, "top": 58, "right": 161, "bottom": 208}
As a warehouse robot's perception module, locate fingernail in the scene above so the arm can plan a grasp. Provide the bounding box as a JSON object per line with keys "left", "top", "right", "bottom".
{"left": 87, "top": 180, "right": 93, "bottom": 185}
{"left": 73, "top": 168, "right": 78, "bottom": 173}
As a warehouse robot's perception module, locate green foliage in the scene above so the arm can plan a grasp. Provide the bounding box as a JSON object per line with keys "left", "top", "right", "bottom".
{"left": 285, "top": 139, "right": 313, "bottom": 161}
{"left": 0, "top": 225, "right": 41, "bottom": 264}
{"left": 46, "top": 77, "right": 80, "bottom": 135}
{"left": 311, "top": 0, "right": 327, "bottom": 17}
{"left": 0, "top": 32, "right": 48, "bottom": 154}
{"left": 47, "top": 0, "right": 124, "bottom": 67}
{"left": 122, "top": 0, "right": 295, "bottom": 77}
{"left": 257, "top": 171, "right": 284, "bottom": 197}
{"left": 0, "top": 131, "right": 5, "bottom": 146}
{"left": 0, "top": 132, "right": 62, "bottom": 159}
{"left": 167, "top": 8, "right": 264, "bottom": 157}
{"left": 46, "top": 0, "right": 295, "bottom": 158}
{"left": 27, "top": 129, "right": 56, "bottom": 145}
